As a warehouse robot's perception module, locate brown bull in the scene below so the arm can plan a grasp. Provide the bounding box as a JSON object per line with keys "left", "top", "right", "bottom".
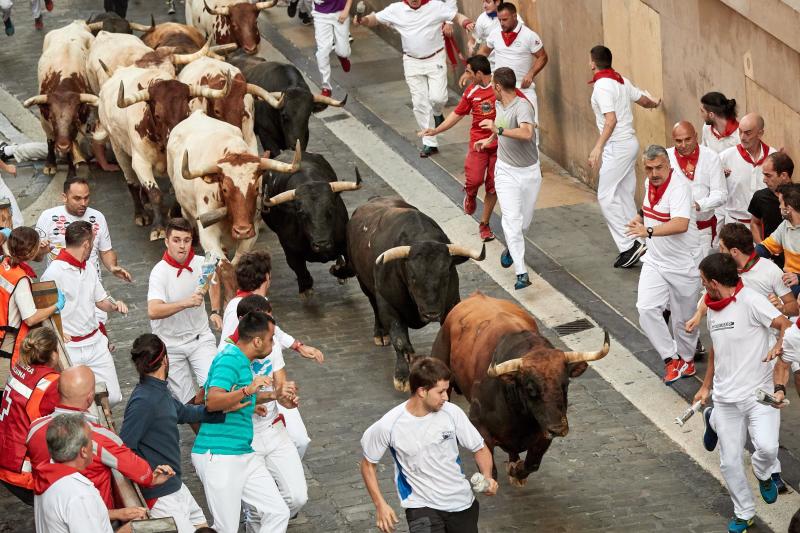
{"left": 431, "top": 291, "right": 610, "bottom": 486}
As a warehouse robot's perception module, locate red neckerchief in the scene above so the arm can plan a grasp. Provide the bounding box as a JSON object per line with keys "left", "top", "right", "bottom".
{"left": 54, "top": 249, "right": 86, "bottom": 272}
{"left": 501, "top": 22, "right": 520, "bottom": 47}
{"left": 588, "top": 68, "right": 624, "bottom": 85}
{"left": 711, "top": 119, "right": 738, "bottom": 140}
{"left": 403, "top": 0, "right": 429, "bottom": 9}
{"left": 738, "top": 251, "right": 759, "bottom": 273}
{"left": 704, "top": 279, "right": 744, "bottom": 311}
{"left": 229, "top": 329, "right": 239, "bottom": 344}
{"left": 674, "top": 146, "right": 700, "bottom": 180}
{"left": 162, "top": 249, "right": 195, "bottom": 277}
{"left": 18, "top": 262, "right": 37, "bottom": 278}
{"left": 647, "top": 170, "right": 672, "bottom": 207}
{"left": 32, "top": 462, "right": 80, "bottom": 496}
{"left": 235, "top": 290, "right": 252, "bottom": 298}
{"left": 736, "top": 142, "right": 770, "bottom": 167}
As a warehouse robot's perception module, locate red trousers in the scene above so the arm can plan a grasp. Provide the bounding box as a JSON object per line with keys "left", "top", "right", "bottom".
{"left": 464, "top": 148, "right": 497, "bottom": 196}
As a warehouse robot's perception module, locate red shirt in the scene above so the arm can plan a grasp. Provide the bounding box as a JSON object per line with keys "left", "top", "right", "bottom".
{"left": 454, "top": 83, "right": 498, "bottom": 150}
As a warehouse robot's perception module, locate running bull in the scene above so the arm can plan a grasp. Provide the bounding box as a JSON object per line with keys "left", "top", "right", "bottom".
{"left": 347, "top": 196, "right": 485, "bottom": 392}
{"left": 431, "top": 292, "right": 610, "bottom": 486}
{"left": 186, "top": 0, "right": 275, "bottom": 54}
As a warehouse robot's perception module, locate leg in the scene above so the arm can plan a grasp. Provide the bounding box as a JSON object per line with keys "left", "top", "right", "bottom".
{"left": 113, "top": 145, "right": 150, "bottom": 226}
{"left": 149, "top": 484, "right": 208, "bottom": 533}
{"left": 332, "top": 15, "right": 351, "bottom": 58}
{"left": 165, "top": 341, "right": 194, "bottom": 404}
{"left": 188, "top": 331, "right": 217, "bottom": 390}
{"left": 86, "top": 335, "right": 122, "bottom": 406}
{"left": 426, "top": 53, "right": 448, "bottom": 118}
{"left": 520, "top": 162, "right": 543, "bottom": 232}
{"left": 257, "top": 423, "right": 308, "bottom": 515}
{"left": 636, "top": 263, "right": 677, "bottom": 362}
{"left": 91, "top": 140, "right": 119, "bottom": 172}
{"left": 597, "top": 138, "right": 640, "bottom": 252}
{"left": 744, "top": 399, "right": 780, "bottom": 482}
{"left": 405, "top": 507, "right": 447, "bottom": 533}
{"left": 442, "top": 500, "right": 479, "bottom": 533}
{"left": 507, "top": 434, "right": 551, "bottom": 486}
{"left": 494, "top": 161, "right": 527, "bottom": 275}
{"left": 714, "top": 403, "right": 754, "bottom": 520}
{"left": 284, "top": 249, "right": 314, "bottom": 297}
{"left": 481, "top": 149, "right": 498, "bottom": 226}
{"left": 8, "top": 142, "right": 48, "bottom": 162}
{"left": 191, "top": 453, "right": 248, "bottom": 533}
{"left": 403, "top": 58, "right": 436, "bottom": 148}
{"left": 44, "top": 139, "right": 57, "bottom": 175}
{"left": 277, "top": 404, "right": 311, "bottom": 458}
{"left": 130, "top": 153, "right": 165, "bottom": 240}
{"left": 240, "top": 453, "right": 291, "bottom": 533}
{"left": 666, "top": 270, "right": 700, "bottom": 362}
{"left": 359, "top": 280, "right": 388, "bottom": 345}
{"left": 313, "top": 14, "right": 334, "bottom": 89}
{"left": 376, "top": 294, "right": 414, "bottom": 391}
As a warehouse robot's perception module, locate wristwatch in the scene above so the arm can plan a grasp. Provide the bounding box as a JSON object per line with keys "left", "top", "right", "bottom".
{"left": 497, "top": 127, "right": 504, "bottom": 137}
{"left": 646, "top": 227, "right": 654, "bottom": 239}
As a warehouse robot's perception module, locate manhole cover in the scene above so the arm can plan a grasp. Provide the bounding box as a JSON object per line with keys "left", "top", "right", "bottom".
{"left": 553, "top": 318, "right": 595, "bottom": 337}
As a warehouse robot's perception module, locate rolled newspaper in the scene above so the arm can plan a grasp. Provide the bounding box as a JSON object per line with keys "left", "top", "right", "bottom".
{"left": 756, "top": 388, "right": 790, "bottom": 407}
{"left": 674, "top": 400, "right": 702, "bottom": 427}
{"left": 470, "top": 472, "right": 489, "bottom": 493}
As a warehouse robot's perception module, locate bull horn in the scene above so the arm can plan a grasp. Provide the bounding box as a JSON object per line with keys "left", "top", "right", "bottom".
{"left": 189, "top": 70, "right": 232, "bottom": 99}
{"left": 246, "top": 83, "right": 283, "bottom": 109}
{"left": 264, "top": 189, "right": 296, "bottom": 207}
{"left": 259, "top": 141, "right": 301, "bottom": 173}
{"left": 198, "top": 206, "right": 228, "bottom": 227}
{"left": 210, "top": 43, "right": 238, "bottom": 55}
{"left": 97, "top": 59, "right": 112, "bottom": 77}
{"left": 86, "top": 21, "right": 104, "bottom": 31}
{"left": 329, "top": 174, "right": 362, "bottom": 193}
{"left": 375, "top": 245, "right": 411, "bottom": 265}
{"left": 181, "top": 150, "right": 220, "bottom": 180}
{"left": 117, "top": 81, "right": 150, "bottom": 108}
{"left": 486, "top": 357, "right": 524, "bottom": 377}
{"left": 23, "top": 94, "right": 48, "bottom": 107}
{"left": 255, "top": 0, "right": 276, "bottom": 9}
{"left": 129, "top": 20, "right": 154, "bottom": 32}
{"left": 447, "top": 243, "right": 485, "bottom": 261}
{"left": 79, "top": 94, "right": 100, "bottom": 106}
{"left": 563, "top": 330, "right": 611, "bottom": 364}
{"left": 172, "top": 38, "right": 212, "bottom": 65}
{"left": 313, "top": 92, "right": 347, "bottom": 107}
{"left": 204, "top": 0, "right": 229, "bottom": 15}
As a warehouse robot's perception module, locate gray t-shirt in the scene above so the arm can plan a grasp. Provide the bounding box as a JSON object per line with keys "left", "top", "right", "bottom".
{"left": 495, "top": 96, "right": 538, "bottom": 168}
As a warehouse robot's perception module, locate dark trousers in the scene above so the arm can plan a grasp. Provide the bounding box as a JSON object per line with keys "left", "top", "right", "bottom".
{"left": 1, "top": 480, "right": 33, "bottom": 506}
{"left": 405, "top": 500, "right": 479, "bottom": 533}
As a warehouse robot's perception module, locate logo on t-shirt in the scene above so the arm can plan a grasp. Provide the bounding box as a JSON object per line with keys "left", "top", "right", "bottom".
{"left": 89, "top": 216, "right": 96, "bottom": 224}
{"left": 440, "top": 430, "right": 455, "bottom": 443}
{"left": 710, "top": 321, "right": 735, "bottom": 331}
{"left": 480, "top": 101, "right": 493, "bottom": 115}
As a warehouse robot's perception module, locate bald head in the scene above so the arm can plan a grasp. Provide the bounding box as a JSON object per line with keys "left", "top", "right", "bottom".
{"left": 739, "top": 113, "right": 765, "bottom": 152}
{"left": 58, "top": 366, "right": 95, "bottom": 410}
{"left": 672, "top": 121, "right": 698, "bottom": 157}
{"left": 672, "top": 121, "right": 696, "bottom": 138}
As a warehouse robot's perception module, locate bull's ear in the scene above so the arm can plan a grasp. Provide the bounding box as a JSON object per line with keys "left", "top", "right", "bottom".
{"left": 568, "top": 362, "right": 589, "bottom": 378}
{"left": 137, "top": 83, "right": 144, "bottom": 91}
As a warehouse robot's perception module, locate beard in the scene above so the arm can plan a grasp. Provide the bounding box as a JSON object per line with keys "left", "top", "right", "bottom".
{"left": 703, "top": 117, "right": 714, "bottom": 126}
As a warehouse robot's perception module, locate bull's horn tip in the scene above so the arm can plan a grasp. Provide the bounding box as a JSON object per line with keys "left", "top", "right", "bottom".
{"left": 603, "top": 330, "right": 610, "bottom": 348}
{"left": 354, "top": 165, "right": 362, "bottom": 185}
{"left": 476, "top": 243, "right": 486, "bottom": 261}
{"left": 340, "top": 93, "right": 348, "bottom": 106}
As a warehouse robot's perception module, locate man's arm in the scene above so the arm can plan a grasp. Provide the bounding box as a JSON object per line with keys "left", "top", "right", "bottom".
{"left": 360, "top": 458, "right": 399, "bottom": 533}
{"left": 205, "top": 373, "right": 270, "bottom": 412}
{"left": 473, "top": 446, "right": 498, "bottom": 495}
{"left": 354, "top": 13, "right": 380, "bottom": 27}
{"left": 589, "top": 111, "right": 616, "bottom": 169}
{"left": 476, "top": 43, "right": 492, "bottom": 57}
{"left": 481, "top": 120, "right": 533, "bottom": 142}
{"left": 779, "top": 292, "right": 799, "bottom": 317}
{"left": 419, "top": 110, "right": 465, "bottom": 137}
{"left": 766, "top": 315, "right": 793, "bottom": 361}
{"left": 635, "top": 94, "right": 660, "bottom": 108}
{"left": 627, "top": 217, "right": 690, "bottom": 239}
{"left": 99, "top": 249, "right": 132, "bottom": 282}
{"left": 148, "top": 294, "right": 203, "bottom": 320}
{"left": 521, "top": 48, "right": 548, "bottom": 89}
{"left": 208, "top": 271, "right": 222, "bottom": 330}
{"left": 693, "top": 348, "right": 714, "bottom": 405}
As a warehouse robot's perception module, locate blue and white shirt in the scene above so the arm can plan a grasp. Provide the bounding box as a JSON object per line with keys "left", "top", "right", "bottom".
{"left": 361, "top": 401, "right": 484, "bottom": 512}
{"left": 250, "top": 344, "right": 285, "bottom": 431}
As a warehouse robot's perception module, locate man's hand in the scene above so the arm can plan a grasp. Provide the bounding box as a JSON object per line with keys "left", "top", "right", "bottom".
{"left": 182, "top": 291, "right": 204, "bottom": 309}
{"left": 109, "top": 507, "right": 148, "bottom": 522}
{"left": 224, "top": 387, "right": 252, "bottom": 412}
{"left": 298, "top": 344, "right": 324, "bottom": 363}
{"left": 723, "top": 168, "right": 731, "bottom": 177}
{"left": 772, "top": 390, "right": 788, "bottom": 409}
{"left": 115, "top": 300, "right": 128, "bottom": 315}
{"left": 483, "top": 477, "right": 499, "bottom": 496}
{"left": 375, "top": 502, "right": 399, "bottom": 533}
{"left": 588, "top": 145, "right": 602, "bottom": 169}
{"left": 459, "top": 70, "right": 473, "bottom": 89}
{"left": 254, "top": 403, "right": 268, "bottom": 417}
{"left": 783, "top": 271, "right": 799, "bottom": 287}
{"left": 418, "top": 128, "right": 437, "bottom": 138}
{"left": 151, "top": 464, "right": 175, "bottom": 485}
{"left": 1, "top": 164, "right": 16, "bottom": 176}
{"left": 473, "top": 139, "right": 490, "bottom": 152}
{"left": 110, "top": 265, "right": 132, "bottom": 282}
{"left": 246, "top": 374, "right": 272, "bottom": 395}
{"left": 277, "top": 380, "right": 299, "bottom": 408}
{"left": 768, "top": 293, "right": 785, "bottom": 312}
{"left": 464, "top": 21, "right": 475, "bottom": 33}
{"left": 479, "top": 119, "right": 496, "bottom": 132}
{"left": 521, "top": 72, "right": 534, "bottom": 89}
{"left": 442, "top": 21, "right": 453, "bottom": 38}
{"left": 685, "top": 311, "right": 702, "bottom": 333}
{"left": 625, "top": 219, "right": 647, "bottom": 239}
{"left": 209, "top": 312, "right": 223, "bottom": 331}
{"left": 765, "top": 339, "right": 784, "bottom": 362}
{"left": 337, "top": 10, "right": 348, "bottom": 23}
{"left": 694, "top": 202, "right": 701, "bottom": 212}
{"left": 693, "top": 385, "right": 711, "bottom": 406}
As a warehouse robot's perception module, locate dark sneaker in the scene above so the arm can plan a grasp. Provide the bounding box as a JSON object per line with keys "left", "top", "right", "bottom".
{"left": 703, "top": 407, "right": 718, "bottom": 451}
{"left": 728, "top": 517, "right": 754, "bottom": 533}
{"left": 299, "top": 12, "right": 312, "bottom": 25}
{"left": 3, "top": 17, "right": 13, "bottom": 36}
{"left": 0, "top": 142, "right": 10, "bottom": 162}
{"left": 772, "top": 473, "right": 787, "bottom": 494}
{"left": 479, "top": 223, "right": 495, "bottom": 242}
{"left": 614, "top": 241, "right": 647, "bottom": 268}
{"left": 515, "top": 273, "right": 531, "bottom": 290}
{"left": 287, "top": 0, "right": 298, "bottom": 17}
{"left": 434, "top": 114, "right": 445, "bottom": 128}
{"left": 462, "top": 194, "right": 476, "bottom": 215}
{"left": 759, "top": 476, "right": 778, "bottom": 504}
{"left": 500, "top": 248, "right": 513, "bottom": 268}
{"left": 34, "top": 16, "right": 43, "bottom": 30}
{"left": 419, "top": 145, "right": 438, "bottom": 158}
{"left": 167, "top": 0, "right": 176, "bottom": 13}
{"left": 694, "top": 338, "right": 707, "bottom": 360}
{"left": 337, "top": 55, "right": 351, "bottom": 72}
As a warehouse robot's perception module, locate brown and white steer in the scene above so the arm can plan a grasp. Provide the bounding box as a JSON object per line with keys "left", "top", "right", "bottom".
{"left": 186, "top": 0, "right": 275, "bottom": 55}
{"left": 24, "top": 21, "right": 98, "bottom": 176}
{"left": 140, "top": 21, "right": 237, "bottom": 57}
{"left": 97, "top": 66, "right": 230, "bottom": 239}
{"left": 166, "top": 110, "right": 300, "bottom": 262}
{"left": 178, "top": 57, "right": 283, "bottom": 153}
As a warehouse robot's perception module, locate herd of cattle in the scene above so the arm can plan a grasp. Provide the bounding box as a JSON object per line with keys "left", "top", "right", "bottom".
{"left": 21, "top": 7, "right": 611, "bottom": 483}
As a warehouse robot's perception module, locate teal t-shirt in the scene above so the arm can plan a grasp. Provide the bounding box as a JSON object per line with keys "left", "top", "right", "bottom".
{"left": 192, "top": 344, "right": 255, "bottom": 455}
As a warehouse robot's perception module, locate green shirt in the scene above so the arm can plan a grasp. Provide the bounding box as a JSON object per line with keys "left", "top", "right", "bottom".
{"left": 192, "top": 344, "right": 255, "bottom": 455}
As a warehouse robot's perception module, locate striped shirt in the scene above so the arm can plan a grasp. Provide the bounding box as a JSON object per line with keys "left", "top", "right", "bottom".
{"left": 761, "top": 220, "right": 800, "bottom": 274}
{"left": 192, "top": 344, "right": 255, "bottom": 455}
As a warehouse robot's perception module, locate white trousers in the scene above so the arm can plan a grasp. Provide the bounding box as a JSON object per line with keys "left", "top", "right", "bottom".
{"left": 598, "top": 136, "right": 640, "bottom": 252}
{"left": 297, "top": 0, "right": 311, "bottom": 14}
{"left": 150, "top": 483, "right": 207, "bottom": 533}
{"left": 494, "top": 159, "right": 543, "bottom": 275}
{"left": 0, "top": 177, "right": 23, "bottom": 227}
{"left": 313, "top": 11, "right": 350, "bottom": 89}
{"left": 711, "top": 398, "right": 780, "bottom": 520}
{"left": 7, "top": 142, "right": 48, "bottom": 162}
{"left": 403, "top": 50, "right": 448, "bottom": 148}
{"left": 165, "top": 330, "right": 217, "bottom": 404}
{"left": 0, "top": 0, "right": 43, "bottom": 19}
{"left": 694, "top": 225, "right": 714, "bottom": 260}
{"left": 66, "top": 333, "right": 121, "bottom": 406}
{"left": 278, "top": 404, "right": 310, "bottom": 458}
{"left": 192, "top": 451, "right": 290, "bottom": 533}
{"left": 636, "top": 262, "right": 700, "bottom": 361}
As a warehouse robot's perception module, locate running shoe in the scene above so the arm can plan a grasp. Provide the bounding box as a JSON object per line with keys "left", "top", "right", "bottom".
{"left": 479, "top": 223, "right": 494, "bottom": 242}
{"left": 759, "top": 476, "right": 778, "bottom": 504}
{"left": 728, "top": 517, "right": 754, "bottom": 533}
{"left": 702, "top": 407, "right": 717, "bottom": 451}
{"left": 419, "top": 145, "right": 438, "bottom": 158}
{"left": 462, "top": 194, "right": 476, "bottom": 215}
{"left": 500, "top": 248, "right": 513, "bottom": 268}
{"left": 515, "top": 273, "right": 531, "bottom": 290}
{"left": 663, "top": 358, "right": 680, "bottom": 384}
{"left": 675, "top": 359, "right": 696, "bottom": 379}
{"left": 337, "top": 55, "right": 351, "bottom": 72}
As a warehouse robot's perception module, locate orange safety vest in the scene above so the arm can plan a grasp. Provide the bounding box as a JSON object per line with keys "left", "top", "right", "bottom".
{"left": 0, "top": 257, "right": 32, "bottom": 368}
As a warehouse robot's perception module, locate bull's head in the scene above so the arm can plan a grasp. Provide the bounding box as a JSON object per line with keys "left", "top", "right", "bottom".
{"left": 487, "top": 330, "right": 610, "bottom": 439}
{"left": 204, "top": 0, "right": 276, "bottom": 54}
{"left": 274, "top": 89, "right": 345, "bottom": 153}
{"left": 200, "top": 72, "right": 283, "bottom": 130}
{"left": 376, "top": 242, "right": 485, "bottom": 323}
{"left": 264, "top": 165, "right": 362, "bottom": 255}
{"left": 182, "top": 141, "right": 301, "bottom": 240}
{"left": 86, "top": 12, "right": 154, "bottom": 34}
{"left": 117, "top": 73, "right": 231, "bottom": 145}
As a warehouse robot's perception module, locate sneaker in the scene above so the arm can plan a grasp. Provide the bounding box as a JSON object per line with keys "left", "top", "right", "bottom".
{"left": 167, "top": 0, "right": 176, "bottom": 13}
{"left": 462, "top": 194, "right": 476, "bottom": 215}
{"left": 727, "top": 517, "right": 754, "bottom": 533}
{"left": 44, "top": 0, "right": 53, "bottom": 10}
{"left": 515, "top": 273, "right": 531, "bottom": 290}
{"left": 3, "top": 17, "right": 13, "bottom": 36}
{"left": 0, "top": 142, "right": 10, "bottom": 163}
{"left": 337, "top": 55, "right": 351, "bottom": 72}
{"left": 299, "top": 12, "right": 312, "bottom": 25}
{"left": 287, "top": 0, "right": 298, "bottom": 17}
{"left": 759, "top": 476, "right": 778, "bottom": 504}
{"left": 320, "top": 87, "right": 332, "bottom": 98}
{"left": 419, "top": 145, "right": 438, "bottom": 158}
{"left": 695, "top": 338, "right": 707, "bottom": 359}
{"left": 702, "top": 407, "right": 718, "bottom": 451}
{"left": 500, "top": 248, "right": 513, "bottom": 268}
{"left": 34, "top": 16, "right": 43, "bottom": 30}
{"left": 614, "top": 240, "right": 647, "bottom": 268}
{"left": 479, "top": 223, "right": 495, "bottom": 242}
{"left": 434, "top": 114, "right": 445, "bottom": 128}
{"left": 772, "top": 473, "right": 787, "bottom": 494}
{"left": 663, "top": 358, "right": 680, "bottom": 384}
{"left": 675, "top": 359, "right": 696, "bottom": 379}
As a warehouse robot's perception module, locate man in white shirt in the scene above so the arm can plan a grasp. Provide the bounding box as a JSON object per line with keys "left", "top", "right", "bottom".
{"left": 719, "top": 113, "right": 776, "bottom": 226}
{"left": 700, "top": 91, "right": 740, "bottom": 154}
{"left": 356, "top": 0, "right": 466, "bottom": 158}
{"left": 360, "top": 357, "right": 497, "bottom": 533}
{"left": 588, "top": 45, "right": 660, "bottom": 268}
{"left": 148, "top": 217, "right": 222, "bottom": 405}
{"left": 626, "top": 145, "right": 700, "bottom": 384}
{"left": 41, "top": 221, "right": 127, "bottom": 406}
{"left": 33, "top": 414, "right": 114, "bottom": 533}
{"left": 466, "top": 0, "right": 501, "bottom": 65}
{"left": 692, "top": 253, "right": 791, "bottom": 533}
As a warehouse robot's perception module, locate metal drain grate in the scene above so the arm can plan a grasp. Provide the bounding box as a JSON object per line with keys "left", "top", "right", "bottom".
{"left": 553, "top": 318, "right": 595, "bottom": 337}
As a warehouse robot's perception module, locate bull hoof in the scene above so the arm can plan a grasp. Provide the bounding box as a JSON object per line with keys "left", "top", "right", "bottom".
{"left": 508, "top": 475, "right": 528, "bottom": 488}
{"left": 134, "top": 215, "right": 147, "bottom": 227}
{"left": 43, "top": 164, "right": 57, "bottom": 176}
{"left": 337, "top": 277, "right": 346, "bottom": 285}
{"left": 149, "top": 228, "right": 165, "bottom": 241}
{"left": 300, "top": 289, "right": 314, "bottom": 301}
{"left": 393, "top": 378, "right": 410, "bottom": 393}
{"left": 373, "top": 335, "right": 390, "bottom": 346}
{"left": 383, "top": 335, "right": 391, "bottom": 345}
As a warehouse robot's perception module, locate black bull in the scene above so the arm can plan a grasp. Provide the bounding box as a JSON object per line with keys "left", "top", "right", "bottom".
{"left": 346, "top": 196, "right": 485, "bottom": 392}
{"left": 261, "top": 151, "right": 360, "bottom": 296}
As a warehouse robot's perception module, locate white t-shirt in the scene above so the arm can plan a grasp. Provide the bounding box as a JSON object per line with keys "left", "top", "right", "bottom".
{"left": 701, "top": 123, "right": 740, "bottom": 155}
{"left": 36, "top": 206, "right": 112, "bottom": 279}
{"left": 251, "top": 344, "right": 286, "bottom": 430}
{"left": 147, "top": 255, "right": 211, "bottom": 346}
{"left": 590, "top": 76, "right": 642, "bottom": 143}
{"left": 218, "top": 294, "right": 295, "bottom": 352}
{"left": 641, "top": 176, "right": 698, "bottom": 272}
{"left": 375, "top": 0, "right": 456, "bottom": 58}
{"left": 472, "top": 12, "right": 498, "bottom": 67}
{"left": 41, "top": 258, "right": 107, "bottom": 346}
{"left": 666, "top": 146, "right": 726, "bottom": 223}
{"left": 361, "top": 401, "right": 484, "bottom": 512}
{"left": 485, "top": 22, "right": 542, "bottom": 90}
{"left": 778, "top": 322, "right": 800, "bottom": 371}
{"left": 707, "top": 287, "right": 781, "bottom": 403}
{"left": 719, "top": 143, "right": 777, "bottom": 222}
{"left": 741, "top": 258, "right": 791, "bottom": 300}
{"left": 34, "top": 472, "right": 113, "bottom": 533}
